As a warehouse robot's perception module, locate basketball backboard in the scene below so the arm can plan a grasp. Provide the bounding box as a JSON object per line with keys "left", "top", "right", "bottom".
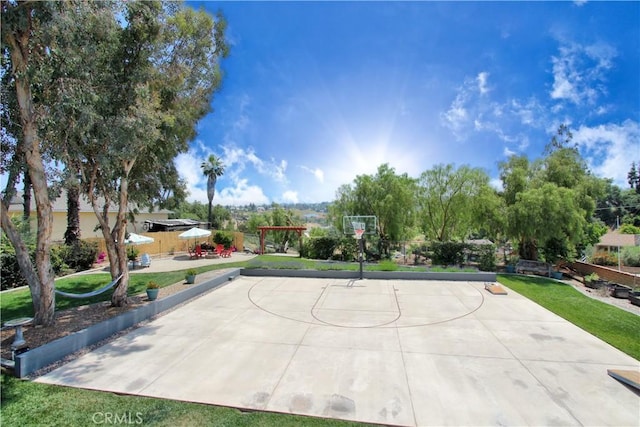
{"left": 342, "top": 215, "right": 378, "bottom": 236}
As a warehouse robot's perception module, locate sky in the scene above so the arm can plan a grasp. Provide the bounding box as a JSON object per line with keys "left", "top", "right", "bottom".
{"left": 179, "top": 1, "right": 640, "bottom": 206}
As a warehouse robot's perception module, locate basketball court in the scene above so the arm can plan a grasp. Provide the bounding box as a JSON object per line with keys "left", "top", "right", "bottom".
{"left": 36, "top": 275, "right": 639, "bottom": 426}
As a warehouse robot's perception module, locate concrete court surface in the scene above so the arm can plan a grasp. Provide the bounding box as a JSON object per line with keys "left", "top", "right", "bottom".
{"left": 37, "top": 276, "right": 640, "bottom": 426}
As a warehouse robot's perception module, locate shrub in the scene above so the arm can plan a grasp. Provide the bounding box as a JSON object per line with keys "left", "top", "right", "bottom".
{"left": 618, "top": 224, "right": 640, "bottom": 234}
{"left": 584, "top": 273, "right": 600, "bottom": 282}
{"left": 590, "top": 251, "right": 618, "bottom": 266}
{"left": 126, "top": 246, "right": 139, "bottom": 261}
{"left": 213, "top": 231, "right": 233, "bottom": 249}
{"left": 477, "top": 244, "right": 497, "bottom": 272}
{"left": 0, "top": 249, "right": 28, "bottom": 290}
{"left": 431, "top": 241, "right": 468, "bottom": 266}
{"left": 302, "top": 237, "right": 338, "bottom": 260}
{"left": 621, "top": 246, "right": 640, "bottom": 267}
{"left": 60, "top": 241, "right": 98, "bottom": 271}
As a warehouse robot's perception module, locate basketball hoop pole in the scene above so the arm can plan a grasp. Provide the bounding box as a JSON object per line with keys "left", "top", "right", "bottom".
{"left": 358, "top": 236, "right": 364, "bottom": 280}
{"left": 352, "top": 222, "right": 365, "bottom": 280}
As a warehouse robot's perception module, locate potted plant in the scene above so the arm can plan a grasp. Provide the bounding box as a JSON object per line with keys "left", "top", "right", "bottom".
{"left": 146, "top": 281, "right": 159, "bottom": 301}
{"left": 584, "top": 273, "right": 606, "bottom": 289}
{"left": 609, "top": 283, "right": 632, "bottom": 299}
{"left": 185, "top": 269, "right": 197, "bottom": 284}
{"left": 505, "top": 255, "right": 518, "bottom": 274}
{"left": 127, "top": 246, "right": 140, "bottom": 268}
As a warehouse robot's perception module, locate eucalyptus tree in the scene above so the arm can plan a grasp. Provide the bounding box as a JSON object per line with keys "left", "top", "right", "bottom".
{"left": 2, "top": 0, "right": 229, "bottom": 312}
{"left": 201, "top": 154, "right": 225, "bottom": 228}
{"left": 76, "top": 2, "right": 228, "bottom": 307}
{"left": 1, "top": 0, "right": 61, "bottom": 325}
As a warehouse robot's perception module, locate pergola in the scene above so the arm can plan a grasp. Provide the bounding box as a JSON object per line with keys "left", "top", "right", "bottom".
{"left": 256, "top": 226, "right": 307, "bottom": 257}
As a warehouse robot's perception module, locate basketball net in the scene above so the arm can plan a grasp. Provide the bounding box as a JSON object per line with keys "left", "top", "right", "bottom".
{"left": 352, "top": 221, "right": 365, "bottom": 240}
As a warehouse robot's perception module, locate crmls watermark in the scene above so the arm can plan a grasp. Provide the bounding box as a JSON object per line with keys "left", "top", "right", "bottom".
{"left": 92, "top": 412, "right": 143, "bottom": 425}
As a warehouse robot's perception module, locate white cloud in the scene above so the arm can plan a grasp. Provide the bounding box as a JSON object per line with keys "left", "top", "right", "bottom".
{"left": 572, "top": 120, "right": 640, "bottom": 186}
{"left": 573, "top": 0, "right": 588, "bottom": 7}
{"left": 442, "top": 72, "right": 549, "bottom": 145}
{"left": 300, "top": 165, "right": 325, "bottom": 183}
{"left": 175, "top": 151, "right": 207, "bottom": 202}
{"left": 232, "top": 93, "right": 251, "bottom": 132}
{"left": 221, "top": 145, "right": 288, "bottom": 183}
{"left": 477, "top": 72, "right": 490, "bottom": 95}
{"left": 490, "top": 177, "right": 504, "bottom": 191}
{"left": 503, "top": 147, "right": 516, "bottom": 157}
{"left": 550, "top": 41, "right": 617, "bottom": 105}
{"left": 281, "top": 190, "right": 299, "bottom": 203}
{"left": 216, "top": 178, "right": 269, "bottom": 206}
{"left": 440, "top": 94, "right": 469, "bottom": 139}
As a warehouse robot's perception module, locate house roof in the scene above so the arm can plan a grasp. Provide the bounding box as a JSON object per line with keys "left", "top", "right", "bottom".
{"left": 597, "top": 231, "right": 640, "bottom": 247}
{"left": 8, "top": 190, "right": 172, "bottom": 215}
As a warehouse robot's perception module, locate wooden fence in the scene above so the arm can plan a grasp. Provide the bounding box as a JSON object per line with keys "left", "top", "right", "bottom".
{"left": 568, "top": 261, "right": 639, "bottom": 289}
{"left": 85, "top": 230, "right": 244, "bottom": 257}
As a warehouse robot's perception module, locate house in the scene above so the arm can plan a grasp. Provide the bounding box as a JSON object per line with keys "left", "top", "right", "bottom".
{"left": 595, "top": 230, "right": 640, "bottom": 253}
{"left": 7, "top": 190, "right": 172, "bottom": 241}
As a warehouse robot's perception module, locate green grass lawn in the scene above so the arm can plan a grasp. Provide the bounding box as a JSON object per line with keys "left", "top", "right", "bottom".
{"left": 0, "top": 262, "right": 248, "bottom": 320}
{"left": 498, "top": 274, "right": 640, "bottom": 361}
{"left": 0, "top": 375, "right": 370, "bottom": 427}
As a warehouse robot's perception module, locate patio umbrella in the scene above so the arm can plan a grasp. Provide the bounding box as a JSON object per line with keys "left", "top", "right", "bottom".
{"left": 178, "top": 227, "right": 211, "bottom": 240}
{"left": 179, "top": 227, "right": 212, "bottom": 250}
{"left": 124, "top": 233, "right": 155, "bottom": 245}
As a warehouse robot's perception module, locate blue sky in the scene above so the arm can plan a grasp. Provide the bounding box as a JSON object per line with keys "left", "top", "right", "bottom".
{"left": 178, "top": 1, "right": 640, "bottom": 206}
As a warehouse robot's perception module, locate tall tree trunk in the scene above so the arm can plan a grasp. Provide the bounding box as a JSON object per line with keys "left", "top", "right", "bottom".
{"left": 5, "top": 26, "right": 56, "bottom": 326}
{"left": 519, "top": 238, "right": 538, "bottom": 261}
{"left": 22, "top": 169, "right": 31, "bottom": 229}
{"left": 207, "top": 175, "right": 216, "bottom": 228}
{"left": 64, "top": 185, "right": 81, "bottom": 245}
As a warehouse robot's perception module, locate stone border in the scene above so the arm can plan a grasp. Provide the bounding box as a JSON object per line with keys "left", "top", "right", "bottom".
{"left": 239, "top": 268, "right": 496, "bottom": 282}
{"left": 14, "top": 269, "right": 241, "bottom": 378}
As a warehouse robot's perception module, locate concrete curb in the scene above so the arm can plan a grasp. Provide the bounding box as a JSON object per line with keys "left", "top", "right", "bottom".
{"left": 14, "top": 269, "right": 241, "bottom": 378}
{"left": 240, "top": 268, "right": 496, "bottom": 282}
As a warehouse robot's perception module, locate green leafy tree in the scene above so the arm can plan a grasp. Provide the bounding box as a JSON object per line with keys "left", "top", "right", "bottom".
{"left": 201, "top": 154, "right": 225, "bottom": 228}
{"left": 169, "top": 201, "right": 209, "bottom": 221}
{"left": 2, "top": 1, "right": 229, "bottom": 311}
{"left": 499, "top": 126, "right": 605, "bottom": 261}
{"left": 417, "top": 164, "right": 495, "bottom": 242}
{"left": 1, "top": 1, "right": 59, "bottom": 325}
{"left": 329, "top": 164, "right": 417, "bottom": 256}
{"left": 628, "top": 161, "right": 639, "bottom": 194}
{"left": 211, "top": 204, "right": 232, "bottom": 230}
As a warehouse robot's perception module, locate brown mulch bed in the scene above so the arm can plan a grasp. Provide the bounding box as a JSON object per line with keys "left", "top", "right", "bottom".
{"left": 0, "top": 270, "right": 229, "bottom": 361}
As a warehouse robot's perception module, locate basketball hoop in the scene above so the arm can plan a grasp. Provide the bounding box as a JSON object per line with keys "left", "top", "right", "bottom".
{"left": 352, "top": 221, "right": 365, "bottom": 240}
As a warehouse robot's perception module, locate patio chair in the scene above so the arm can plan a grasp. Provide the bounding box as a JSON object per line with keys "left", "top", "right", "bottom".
{"left": 195, "top": 245, "right": 206, "bottom": 258}
{"left": 140, "top": 253, "right": 151, "bottom": 268}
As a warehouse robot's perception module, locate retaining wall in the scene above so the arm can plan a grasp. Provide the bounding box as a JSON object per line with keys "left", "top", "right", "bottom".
{"left": 568, "top": 261, "right": 639, "bottom": 288}
{"left": 14, "top": 269, "right": 241, "bottom": 378}
{"left": 240, "top": 268, "right": 496, "bottom": 282}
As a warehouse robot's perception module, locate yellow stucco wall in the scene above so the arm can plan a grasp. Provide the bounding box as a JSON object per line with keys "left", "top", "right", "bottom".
{"left": 12, "top": 211, "right": 169, "bottom": 242}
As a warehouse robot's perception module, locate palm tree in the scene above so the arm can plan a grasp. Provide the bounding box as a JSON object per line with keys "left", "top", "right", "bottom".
{"left": 201, "top": 154, "right": 225, "bottom": 228}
